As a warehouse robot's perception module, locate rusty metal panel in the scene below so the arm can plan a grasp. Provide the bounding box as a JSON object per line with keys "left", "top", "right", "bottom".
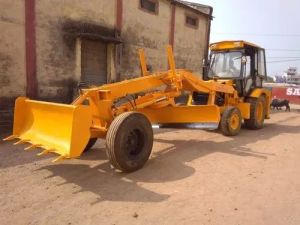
{"left": 81, "top": 39, "right": 107, "bottom": 86}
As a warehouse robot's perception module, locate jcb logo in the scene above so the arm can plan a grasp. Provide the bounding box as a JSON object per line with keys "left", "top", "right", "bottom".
{"left": 286, "top": 87, "right": 300, "bottom": 96}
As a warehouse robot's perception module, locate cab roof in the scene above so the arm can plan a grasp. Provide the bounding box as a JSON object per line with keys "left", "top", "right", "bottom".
{"left": 210, "top": 40, "right": 263, "bottom": 51}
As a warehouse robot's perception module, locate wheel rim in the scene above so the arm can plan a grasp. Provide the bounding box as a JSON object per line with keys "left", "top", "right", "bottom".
{"left": 230, "top": 113, "right": 240, "bottom": 130}
{"left": 126, "top": 129, "right": 144, "bottom": 159}
{"left": 256, "top": 101, "right": 264, "bottom": 122}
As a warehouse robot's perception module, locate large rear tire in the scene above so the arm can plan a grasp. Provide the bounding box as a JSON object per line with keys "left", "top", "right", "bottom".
{"left": 220, "top": 107, "right": 242, "bottom": 136}
{"left": 106, "top": 112, "right": 153, "bottom": 172}
{"left": 244, "top": 96, "right": 266, "bottom": 130}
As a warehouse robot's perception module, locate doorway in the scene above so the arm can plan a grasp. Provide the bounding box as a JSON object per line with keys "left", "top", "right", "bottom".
{"left": 81, "top": 39, "right": 107, "bottom": 86}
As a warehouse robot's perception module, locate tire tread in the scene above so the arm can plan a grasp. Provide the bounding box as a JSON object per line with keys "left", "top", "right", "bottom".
{"left": 106, "top": 112, "right": 153, "bottom": 172}
{"left": 244, "top": 96, "right": 266, "bottom": 130}
{"left": 220, "top": 106, "right": 242, "bottom": 136}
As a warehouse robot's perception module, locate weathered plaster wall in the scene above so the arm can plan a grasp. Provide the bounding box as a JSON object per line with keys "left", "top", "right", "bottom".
{"left": 0, "top": 0, "right": 26, "bottom": 127}
{"left": 121, "top": 0, "right": 209, "bottom": 78}
{"left": 35, "top": 0, "right": 116, "bottom": 102}
{"left": 0, "top": 0, "right": 210, "bottom": 102}
{"left": 174, "top": 6, "right": 208, "bottom": 76}
{"left": 0, "top": 0, "right": 211, "bottom": 129}
{"left": 121, "top": 0, "right": 171, "bottom": 78}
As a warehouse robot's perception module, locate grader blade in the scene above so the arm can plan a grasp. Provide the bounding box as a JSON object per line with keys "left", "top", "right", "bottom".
{"left": 139, "top": 105, "right": 221, "bottom": 124}
{"left": 4, "top": 97, "right": 93, "bottom": 159}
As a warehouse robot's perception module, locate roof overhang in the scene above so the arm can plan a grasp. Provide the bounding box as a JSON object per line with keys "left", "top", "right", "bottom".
{"left": 170, "top": 0, "right": 213, "bottom": 19}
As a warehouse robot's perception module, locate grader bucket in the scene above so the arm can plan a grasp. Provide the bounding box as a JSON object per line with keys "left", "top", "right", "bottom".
{"left": 4, "top": 97, "right": 93, "bottom": 161}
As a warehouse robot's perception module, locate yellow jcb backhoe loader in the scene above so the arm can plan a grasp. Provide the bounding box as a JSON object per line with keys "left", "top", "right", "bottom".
{"left": 4, "top": 41, "right": 271, "bottom": 172}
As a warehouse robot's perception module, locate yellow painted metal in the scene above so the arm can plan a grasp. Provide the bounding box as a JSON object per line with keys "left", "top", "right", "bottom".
{"left": 249, "top": 88, "right": 271, "bottom": 119}
{"left": 4, "top": 45, "right": 270, "bottom": 162}
{"left": 25, "top": 144, "right": 42, "bottom": 151}
{"left": 81, "top": 73, "right": 167, "bottom": 101}
{"left": 37, "top": 149, "right": 51, "bottom": 156}
{"left": 187, "top": 94, "right": 193, "bottom": 106}
{"left": 181, "top": 71, "right": 236, "bottom": 94}
{"left": 139, "top": 48, "right": 148, "bottom": 77}
{"left": 229, "top": 112, "right": 240, "bottom": 130}
{"left": 52, "top": 155, "right": 66, "bottom": 163}
{"left": 167, "top": 46, "right": 177, "bottom": 76}
{"left": 237, "top": 102, "right": 250, "bottom": 119}
{"left": 10, "top": 97, "right": 92, "bottom": 158}
{"left": 249, "top": 88, "right": 271, "bottom": 98}
{"left": 256, "top": 100, "right": 264, "bottom": 122}
{"left": 138, "top": 105, "right": 220, "bottom": 124}
{"left": 3, "top": 135, "right": 19, "bottom": 141}
{"left": 210, "top": 40, "right": 262, "bottom": 51}
{"left": 14, "top": 139, "right": 30, "bottom": 145}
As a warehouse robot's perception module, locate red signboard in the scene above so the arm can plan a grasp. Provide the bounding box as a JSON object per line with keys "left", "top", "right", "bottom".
{"left": 271, "top": 86, "right": 300, "bottom": 104}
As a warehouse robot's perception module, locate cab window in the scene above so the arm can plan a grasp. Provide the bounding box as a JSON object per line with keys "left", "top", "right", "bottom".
{"left": 244, "top": 56, "right": 251, "bottom": 77}
{"left": 257, "top": 49, "right": 266, "bottom": 77}
{"left": 209, "top": 51, "right": 242, "bottom": 78}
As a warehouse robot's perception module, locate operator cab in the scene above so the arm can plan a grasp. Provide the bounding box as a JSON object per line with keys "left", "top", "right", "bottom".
{"left": 204, "top": 40, "right": 267, "bottom": 97}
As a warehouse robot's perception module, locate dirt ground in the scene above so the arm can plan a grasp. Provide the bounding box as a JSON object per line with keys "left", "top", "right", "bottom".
{"left": 1, "top": 107, "right": 300, "bottom": 225}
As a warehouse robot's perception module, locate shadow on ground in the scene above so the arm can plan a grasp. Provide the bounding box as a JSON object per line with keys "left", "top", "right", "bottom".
{"left": 1, "top": 109, "right": 299, "bottom": 203}
{"left": 37, "top": 121, "right": 299, "bottom": 203}
{"left": 0, "top": 138, "right": 53, "bottom": 169}
{"left": 0, "top": 129, "right": 176, "bottom": 169}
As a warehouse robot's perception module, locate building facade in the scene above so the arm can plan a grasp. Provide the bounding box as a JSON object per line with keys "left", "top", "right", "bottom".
{"left": 286, "top": 67, "right": 300, "bottom": 85}
{"left": 0, "top": 0, "right": 213, "bottom": 128}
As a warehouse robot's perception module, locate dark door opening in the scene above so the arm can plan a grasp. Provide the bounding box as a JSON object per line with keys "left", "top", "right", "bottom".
{"left": 81, "top": 39, "right": 107, "bottom": 86}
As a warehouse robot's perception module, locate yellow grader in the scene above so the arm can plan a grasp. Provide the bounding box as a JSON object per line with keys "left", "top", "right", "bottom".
{"left": 4, "top": 41, "right": 271, "bottom": 172}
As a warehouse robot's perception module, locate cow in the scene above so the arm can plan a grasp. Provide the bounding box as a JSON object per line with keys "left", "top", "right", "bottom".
{"left": 271, "top": 99, "right": 291, "bottom": 111}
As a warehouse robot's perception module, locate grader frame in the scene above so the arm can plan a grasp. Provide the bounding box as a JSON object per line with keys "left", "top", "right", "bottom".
{"left": 4, "top": 46, "right": 270, "bottom": 172}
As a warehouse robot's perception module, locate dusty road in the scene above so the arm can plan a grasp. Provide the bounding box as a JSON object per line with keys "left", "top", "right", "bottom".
{"left": 1, "top": 108, "right": 300, "bottom": 225}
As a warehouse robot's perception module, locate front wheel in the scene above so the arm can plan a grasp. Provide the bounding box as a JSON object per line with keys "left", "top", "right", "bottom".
{"left": 220, "top": 107, "right": 242, "bottom": 136}
{"left": 106, "top": 112, "right": 153, "bottom": 172}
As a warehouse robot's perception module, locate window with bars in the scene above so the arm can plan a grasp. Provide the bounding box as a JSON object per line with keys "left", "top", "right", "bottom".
{"left": 140, "top": 0, "right": 159, "bottom": 14}
{"left": 185, "top": 15, "right": 199, "bottom": 29}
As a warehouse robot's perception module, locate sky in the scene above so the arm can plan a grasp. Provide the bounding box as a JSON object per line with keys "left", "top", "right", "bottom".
{"left": 190, "top": 0, "right": 300, "bottom": 76}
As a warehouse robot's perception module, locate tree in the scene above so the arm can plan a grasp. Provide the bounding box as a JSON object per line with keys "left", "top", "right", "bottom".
{"left": 266, "top": 76, "right": 275, "bottom": 83}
